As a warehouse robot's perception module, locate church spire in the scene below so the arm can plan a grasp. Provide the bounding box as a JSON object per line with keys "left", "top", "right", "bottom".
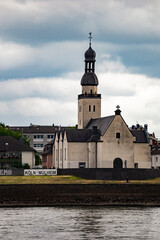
{"left": 78, "top": 34, "right": 101, "bottom": 129}
{"left": 81, "top": 33, "right": 98, "bottom": 86}
{"left": 89, "top": 32, "right": 92, "bottom": 47}
{"left": 84, "top": 33, "right": 96, "bottom": 74}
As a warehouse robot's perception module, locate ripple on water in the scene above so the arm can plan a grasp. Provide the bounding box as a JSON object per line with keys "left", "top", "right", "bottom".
{"left": 0, "top": 207, "right": 159, "bottom": 240}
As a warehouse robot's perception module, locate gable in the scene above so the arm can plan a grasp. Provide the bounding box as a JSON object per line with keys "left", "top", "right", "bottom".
{"left": 86, "top": 115, "right": 115, "bottom": 135}
{"left": 102, "top": 114, "right": 134, "bottom": 141}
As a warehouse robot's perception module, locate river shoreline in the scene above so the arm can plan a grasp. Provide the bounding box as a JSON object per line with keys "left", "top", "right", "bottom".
{"left": 0, "top": 183, "right": 160, "bottom": 207}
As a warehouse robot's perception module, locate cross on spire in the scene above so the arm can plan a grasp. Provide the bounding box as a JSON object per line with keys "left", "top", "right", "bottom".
{"left": 89, "top": 32, "right": 92, "bottom": 47}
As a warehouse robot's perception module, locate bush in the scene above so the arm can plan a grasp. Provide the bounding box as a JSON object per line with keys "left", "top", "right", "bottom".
{"left": 35, "top": 153, "right": 42, "bottom": 166}
{"left": 23, "top": 163, "right": 30, "bottom": 169}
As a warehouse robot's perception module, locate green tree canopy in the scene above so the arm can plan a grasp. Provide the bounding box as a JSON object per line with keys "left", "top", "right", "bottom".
{"left": 0, "top": 122, "right": 30, "bottom": 145}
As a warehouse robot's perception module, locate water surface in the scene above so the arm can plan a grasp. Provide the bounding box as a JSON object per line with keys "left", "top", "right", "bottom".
{"left": 0, "top": 207, "right": 159, "bottom": 239}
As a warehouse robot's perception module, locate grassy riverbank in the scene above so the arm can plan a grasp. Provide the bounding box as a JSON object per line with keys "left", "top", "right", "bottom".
{"left": 0, "top": 175, "right": 160, "bottom": 184}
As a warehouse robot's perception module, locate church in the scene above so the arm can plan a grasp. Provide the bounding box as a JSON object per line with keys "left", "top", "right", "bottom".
{"left": 53, "top": 34, "right": 151, "bottom": 169}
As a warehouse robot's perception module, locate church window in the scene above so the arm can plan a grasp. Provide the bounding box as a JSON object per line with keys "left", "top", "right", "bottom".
{"left": 90, "top": 89, "right": 93, "bottom": 94}
{"left": 56, "top": 149, "right": 58, "bottom": 162}
{"left": 116, "top": 132, "right": 120, "bottom": 139}
{"left": 65, "top": 148, "right": 66, "bottom": 160}
{"left": 79, "top": 106, "right": 81, "bottom": 112}
{"left": 93, "top": 105, "right": 95, "bottom": 112}
{"left": 60, "top": 149, "right": 62, "bottom": 161}
{"left": 79, "top": 162, "right": 86, "bottom": 168}
{"left": 89, "top": 105, "right": 91, "bottom": 112}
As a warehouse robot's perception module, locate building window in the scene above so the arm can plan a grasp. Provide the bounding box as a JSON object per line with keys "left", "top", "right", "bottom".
{"left": 93, "top": 105, "right": 95, "bottom": 112}
{"left": 116, "top": 132, "right": 120, "bottom": 139}
{"left": 79, "top": 162, "right": 86, "bottom": 168}
{"left": 47, "top": 135, "right": 54, "bottom": 139}
{"left": 79, "top": 106, "right": 81, "bottom": 112}
{"left": 90, "top": 89, "right": 93, "bottom": 94}
{"left": 34, "top": 144, "right": 43, "bottom": 148}
{"left": 89, "top": 105, "right": 91, "bottom": 112}
{"left": 134, "top": 163, "right": 138, "bottom": 168}
{"left": 34, "top": 135, "right": 43, "bottom": 139}
{"left": 156, "top": 157, "right": 158, "bottom": 162}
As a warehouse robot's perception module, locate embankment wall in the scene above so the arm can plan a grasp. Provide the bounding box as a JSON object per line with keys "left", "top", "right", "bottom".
{"left": 58, "top": 168, "right": 160, "bottom": 180}
{"left": 0, "top": 184, "right": 160, "bottom": 207}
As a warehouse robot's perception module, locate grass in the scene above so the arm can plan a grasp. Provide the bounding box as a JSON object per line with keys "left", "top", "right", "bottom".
{"left": 0, "top": 175, "right": 160, "bottom": 184}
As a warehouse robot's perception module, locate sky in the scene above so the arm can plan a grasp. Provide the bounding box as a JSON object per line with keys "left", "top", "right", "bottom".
{"left": 1, "top": 0, "right": 160, "bottom": 136}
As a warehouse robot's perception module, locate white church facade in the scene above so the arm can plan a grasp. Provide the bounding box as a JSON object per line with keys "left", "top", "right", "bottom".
{"left": 53, "top": 35, "right": 151, "bottom": 169}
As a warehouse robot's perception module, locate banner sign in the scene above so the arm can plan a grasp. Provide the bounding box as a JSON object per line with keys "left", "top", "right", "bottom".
{"left": 0, "top": 170, "right": 12, "bottom": 176}
{"left": 24, "top": 169, "right": 57, "bottom": 176}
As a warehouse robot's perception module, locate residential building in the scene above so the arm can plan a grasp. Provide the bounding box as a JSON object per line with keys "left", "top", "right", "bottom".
{"left": 8, "top": 124, "right": 60, "bottom": 156}
{"left": 42, "top": 140, "right": 54, "bottom": 169}
{"left": 0, "top": 136, "right": 36, "bottom": 168}
{"left": 152, "top": 145, "right": 160, "bottom": 169}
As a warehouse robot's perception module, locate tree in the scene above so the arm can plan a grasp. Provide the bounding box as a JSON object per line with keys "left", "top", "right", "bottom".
{"left": 35, "top": 153, "right": 42, "bottom": 166}
{"left": 0, "top": 123, "right": 30, "bottom": 145}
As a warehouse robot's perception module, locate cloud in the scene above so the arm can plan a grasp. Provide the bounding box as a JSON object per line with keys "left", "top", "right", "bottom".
{"left": 0, "top": 0, "right": 160, "bottom": 138}
{"left": 0, "top": 40, "right": 86, "bottom": 78}
{"left": 1, "top": 69, "right": 160, "bottom": 136}
{"left": 0, "top": 77, "right": 79, "bottom": 100}
{"left": 100, "top": 72, "right": 160, "bottom": 136}
{"left": 0, "top": 0, "right": 160, "bottom": 44}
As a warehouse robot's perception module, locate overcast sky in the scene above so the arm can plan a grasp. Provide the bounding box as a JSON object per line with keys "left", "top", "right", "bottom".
{"left": 1, "top": 0, "right": 160, "bottom": 136}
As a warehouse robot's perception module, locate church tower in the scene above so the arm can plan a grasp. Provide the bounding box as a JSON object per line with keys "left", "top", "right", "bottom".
{"left": 78, "top": 33, "right": 101, "bottom": 129}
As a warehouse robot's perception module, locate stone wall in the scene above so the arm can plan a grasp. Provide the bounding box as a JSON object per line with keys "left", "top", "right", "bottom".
{"left": 0, "top": 184, "right": 160, "bottom": 207}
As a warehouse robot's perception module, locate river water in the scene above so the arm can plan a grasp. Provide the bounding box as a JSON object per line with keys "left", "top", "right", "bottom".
{"left": 0, "top": 207, "right": 159, "bottom": 240}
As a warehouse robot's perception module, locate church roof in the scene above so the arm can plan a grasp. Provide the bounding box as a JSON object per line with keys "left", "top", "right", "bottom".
{"left": 81, "top": 72, "right": 98, "bottom": 86}
{"left": 84, "top": 46, "right": 96, "bottom": 61}
{"left": 66, "top": 129, "right": 100, "bottom": 142}
{"left": 86, "top": 116, "right": 115, "bottom": 136}
{"left": 131, "top": 129, "right": 148, "bottom": 143}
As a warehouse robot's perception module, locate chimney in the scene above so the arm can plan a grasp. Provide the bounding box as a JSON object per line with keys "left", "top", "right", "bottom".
{"left": 144, "top": 124, "right": 148, "bottom": 131}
